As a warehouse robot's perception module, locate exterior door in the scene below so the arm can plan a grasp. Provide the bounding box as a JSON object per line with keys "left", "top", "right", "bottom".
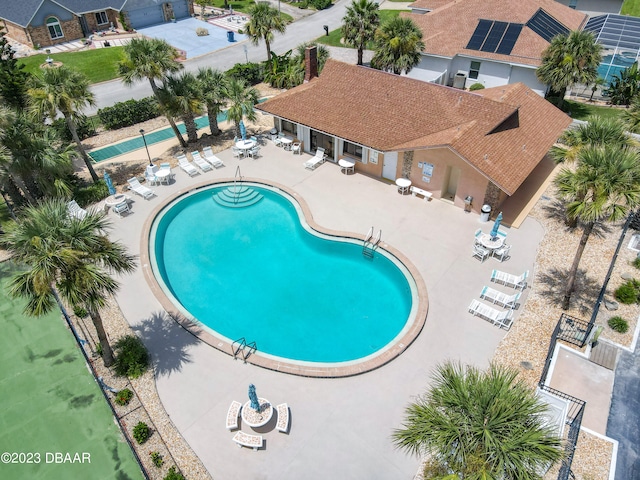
{"left": 310, "top": 130, "right": 334, "bottom": 160}
{"left": 443, "top": 166, "right": 460, "bottom": 201}
{"left": 382, "top": 152, "right": 398, "bottom": 180}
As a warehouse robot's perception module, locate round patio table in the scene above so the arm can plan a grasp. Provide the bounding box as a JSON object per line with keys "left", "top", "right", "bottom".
{"left": 338, "top": 158, "right": 355, "bottom": 174}
{"left": 235, "top": 140, "right": 256, "bottom": 157}
{"left": 104, "top": 194, "right": 127, "bottom": 212}
{"left": 242, "top": 398, "right": 273, "bottom": 428}
{"left": 395, "top": 178, "right": 411, "bottom": 194}
{"left": 478, "top": 233, "right": 504, "bottom": 250}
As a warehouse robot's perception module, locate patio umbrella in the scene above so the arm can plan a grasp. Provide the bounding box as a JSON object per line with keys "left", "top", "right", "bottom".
{"left": 103, "top": 171, "right": 116, "bottom": 196}
{"left": 239, "top": 120, "right": 247, "bottom": 140}
{"left": 248, "top": 384, "right": 260, "bottom": 411}
{"left": 490, "top": 211, "right": 503, "bottom": 239}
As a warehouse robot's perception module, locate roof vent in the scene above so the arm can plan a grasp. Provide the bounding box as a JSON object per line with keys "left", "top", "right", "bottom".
{"left": 523, "top": 144, "right": 526, "bottom": 150}
{"left": 484, "top": 154, "right": 488, "bottom": 160}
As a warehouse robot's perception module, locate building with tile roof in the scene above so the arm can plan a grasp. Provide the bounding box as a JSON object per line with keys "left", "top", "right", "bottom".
{"left": 404, "top": 0, "right": 588, "bottom": 95}
{"left": 257, "top": 58, "right": 571, "bottom": 213}
{"left": 0, "top": 0, "right": 192, "bottom": 48}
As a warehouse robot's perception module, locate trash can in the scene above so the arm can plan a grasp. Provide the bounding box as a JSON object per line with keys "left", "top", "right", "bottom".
{"left": 480, "top": 204, "right": 491, "bottom": 222}
{"left": 464, "top": 195, "right": 473, "bottom": 213}
{"left": 227, "top": 30, "right": 234, "bottom": 42}
{"left": 269, "top": 127, "right": 278, "bottom": 141}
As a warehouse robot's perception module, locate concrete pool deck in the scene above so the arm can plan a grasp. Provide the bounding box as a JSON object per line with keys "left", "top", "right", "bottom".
{"left": 108, "top": 140, "right": 544, "bottom": 479}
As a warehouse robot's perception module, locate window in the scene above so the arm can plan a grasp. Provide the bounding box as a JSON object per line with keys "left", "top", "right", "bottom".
{"left": 281, "top": 120, "right": 296, "bottom": 135}
{"left": 469, "top": 61, "right": 481, "bottom": 80}
{"left": 46, "top": 17, "right": 63, "bottom": 39}
{"left": 95, "top": 11, "right": 109, "bottom": 25}
{"left": 343, "top": 141, "right": 363, "bottom": 159}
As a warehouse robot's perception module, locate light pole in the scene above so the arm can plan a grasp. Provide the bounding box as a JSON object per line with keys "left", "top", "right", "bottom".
{"left": 139, "top": 129, "right": 153, "bottom": 166}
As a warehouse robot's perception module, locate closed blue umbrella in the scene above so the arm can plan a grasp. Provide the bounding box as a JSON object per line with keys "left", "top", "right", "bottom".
{"left": 490, "top": 211, "right": 503, "bottom": 239}
{"left": 103, "top": 171, "right": 116, "bottom": 196}
{"left": 239, "top": 120, "right": 247, "bottom": 140}
{"left": 248, "top": 384, "right": 260, "bottom": 411}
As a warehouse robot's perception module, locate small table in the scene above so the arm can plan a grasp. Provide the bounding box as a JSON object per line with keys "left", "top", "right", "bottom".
{"left": 395, "top": 178, "right": 411, "bottom": 194}
{"left": 478, "top": 233, "right": 504, "bottom": 250}
{"left": 338, "top": 158, "right": 355, "bottom": 174}
{"left": 235, "top": 140, "right": 256, "bottom": 157}
{"left": 241, "top": 398, "right": 273, "bottom": 428}
{"left": 280, "top": 137, "right": 293, "bottom": 150}
{"left": 155, "top": 169, "right": 171, "bottom": 185}
{"left": 104, "top": 194, "right": 127, "bottom": 212}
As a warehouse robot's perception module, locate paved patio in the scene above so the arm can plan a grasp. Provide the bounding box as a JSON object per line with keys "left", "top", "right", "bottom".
{"left": 108, "top": 140, "right": 544, "bottom": 479}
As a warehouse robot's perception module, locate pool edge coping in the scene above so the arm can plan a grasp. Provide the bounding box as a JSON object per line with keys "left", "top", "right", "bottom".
{"left": 139, "top": 177, "right": 429, "bottom": 378}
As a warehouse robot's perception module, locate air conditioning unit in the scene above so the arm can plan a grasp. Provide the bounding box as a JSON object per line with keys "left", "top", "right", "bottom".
{"left": 453, "top": 71, "right": 467, "bottom": 89}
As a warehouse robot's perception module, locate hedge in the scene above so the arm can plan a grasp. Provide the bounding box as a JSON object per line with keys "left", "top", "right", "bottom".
{"left": 98, "top": 97, "right": 159, "bottom": 130}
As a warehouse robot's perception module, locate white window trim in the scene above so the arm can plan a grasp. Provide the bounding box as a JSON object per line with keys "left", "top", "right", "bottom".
{"left": 46, "top": 17, "right": 64, "bottom": 40}
{"left": 469, "top": 61, "right": 481, "bottom": 80}
{"left": 95, "top": 11, "right": 109, "bottom": 25}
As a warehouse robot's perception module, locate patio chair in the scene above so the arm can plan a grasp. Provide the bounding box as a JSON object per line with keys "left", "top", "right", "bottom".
{"left": 304, "top": 148, "right": 326, "bottom": 170}
{"left": 493, "top": 244, "right": 511, "bottom": 262}
{"left": 473, "top": 244, "right": 490, "bottom": 262}
{"left": 480, "top": 286, "right": 520, "bottom": 309}
{"left": 112, "top": 200, "right": 130, "bottom": 218}
{"left": 145, "top": 171, "right": 159, "bottom": 186}
{"left": 202, "top": 147, "right": 225, "bottom": 168}
{"left": 474, "top": 228, "right": 483, "bottom": 245}
{"left": 177, "top": 154, "right": 199, "bottom": 177}
{"left": 273, "top": 136, "right": 283, "bottom": 147}
{"left": 248, "top": 146, "right": 260, "bottom": 158}
{"left": 67, "top": 200, "right": 87, "bottom": 220}
{"left": 158, "top": 162, "right": 174, "bottom": 184}
{"left": 468, "top": 299, "right": 513, "bottom": 329}
{"left": 127, "top": 178, "right": 156, "bottom": 199}
{"left": 191, "top": 151, "right": 213, "bottom": 172}
{"left": 232, "top": 147, "right": 242, "bottom": 158}
{"left": 292, "top": 142, "right": 301, "bottom": 155}
{"left": 490, "top": 269, "right": 528, "bottom": 290}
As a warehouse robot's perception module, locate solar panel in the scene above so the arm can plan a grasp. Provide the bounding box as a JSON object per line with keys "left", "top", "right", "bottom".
{"left": 527, "top": 9, "right": 569, "bottom": 42}
{"left": 466, "top": 20, "right": 493, "bottom": 51}
{"left": 481, "top": 21, "right": 508, "bottom": 52}
{"left": 496, "top": 23, "right": 523, "bottom": 55}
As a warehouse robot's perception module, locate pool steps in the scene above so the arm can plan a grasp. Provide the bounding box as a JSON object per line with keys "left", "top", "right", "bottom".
{"left": 212, "top": 186, "right": 264, "bottom": 208}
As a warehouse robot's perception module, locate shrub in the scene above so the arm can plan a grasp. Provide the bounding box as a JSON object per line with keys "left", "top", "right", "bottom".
{"left": 226, "top": 62, "right": 263, "bottom": 85}
{"left": 311, "top": 0, "right": 332, "bottom": 9}
{"left": 608, "top": 316, "right": 629, "bottom": 334}
{"left": 164, "top": 466, "right": 186, "bottom": 480}
{"left": 614, "top": 279, "right": 640, "bottom": 304}
{"left": 113, "top": 335, "right": 150, "bottom": 378}
{"left": 133, "top": 421, "right": 150, "bottom": 444}
{"left": 52, "top": 114, "right": 96, "bottom": 141}
{"left": 196, "top": 27, "right": 209, "bottom": 36}
{"left": 74, "top": 180, "right": 110, "bottom": 206}
{"left": 115, "top": 388, "right": 134, "bottom": 406}
{"left": 98, "top": 97, "right": 159, "bottom": 130}
{"left": 73, "top": 306, "right": 88, "bottom": 318}
{"left": 633, "top": 257, "right": 640, "bottom": 270}
{"left": 469, "top": 82, "right": 485, "bottom": 91}
{"left": 150, "top": 451, "right": 164, "bottom": 468}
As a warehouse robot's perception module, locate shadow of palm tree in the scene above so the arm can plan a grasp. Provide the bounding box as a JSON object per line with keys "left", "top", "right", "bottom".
{"left": 536, "top": 267, "right": 601, "bottom": 316}
{"left": 542, "top": 199, "right": 615, "bottom": 239}
{"left": 132, "top": 311, "right": 203, "bottom": 377}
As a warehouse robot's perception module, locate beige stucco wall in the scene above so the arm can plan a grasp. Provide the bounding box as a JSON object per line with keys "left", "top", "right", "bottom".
{"left": 2, "top": 20, "right": 31, "bottom": 46}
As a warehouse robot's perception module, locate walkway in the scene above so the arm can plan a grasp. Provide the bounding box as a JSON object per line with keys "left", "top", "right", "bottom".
{"left": 107, "top": 140, "right": 544, "bottom": 480}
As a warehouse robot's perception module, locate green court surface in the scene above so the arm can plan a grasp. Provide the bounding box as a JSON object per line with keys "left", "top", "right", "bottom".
{"left": 0, "top": 262, "right": 143, "bottom": 480}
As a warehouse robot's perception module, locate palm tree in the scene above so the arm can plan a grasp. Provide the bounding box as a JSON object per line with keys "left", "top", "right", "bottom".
{"left": 224, "top": 78, "right": 259, "bottom": 138}
{"left": 604, "top": 61, "right": 640, "bottom": 106}
{"left": 371, "top": 17, "right": 425, "bottom": 75}
{"left": 342, "top": 0, "right": 380, "bottom": 66}
{"left": 158, "top": 72, "right": 204, "bottom": 144}
{"left": 1, "top": 199, "right": 137, "bottom": 366}
{"left": 623, "top": 96, "right": 640, "bottom": 134}
{"left": 393, "top": 362, "right": 564, "bottom": 479}
{"left": 555, "top": 145, "right": 640, "bottom": 310}
{"left": 27, "top": 66, "right": 98, "bottom": 182}
{"left": 551, "top": 115, "right": 636, "bottom": 164}
{"left": 118, "top": 38, "right": 187, "bottom": 148}
{"left": 536, "top": 30, "right": 602, "bottom": 109}
{"left": 246, "top": 1, "right": 286, "bottom": 60}
{"left": 197, "top": 67, "right": 228, "bottom": 136}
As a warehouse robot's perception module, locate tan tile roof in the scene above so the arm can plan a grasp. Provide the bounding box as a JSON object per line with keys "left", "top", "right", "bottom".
{"left": 408, "top": 0, "right": 452, "bottom": 10}
{"left": 256, "top": 60, "right": 571, "bottom": 195}
{"left": 404, "top": 0, "right": 588, "bottom": 67}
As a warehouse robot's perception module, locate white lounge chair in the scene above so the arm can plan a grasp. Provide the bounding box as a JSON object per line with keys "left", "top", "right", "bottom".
{"left": 177, "top": 154, "right": 199, "bottom": 177}
{"left": 127, "top": 178, "right": 156, "bottom": 199}
{"left": 202, "top": 147, "right": 225, "bottom": 168}
{"left": 226, "top": 400, "right": 242, "bottom": 431}
{"left": 304, "top": 147, "right": 326, "bottom": 170}
{"left": 232, "top": 431, "right": 263, "bottom": 451}
{"left": 67, "top": 200, "right": 87, "bottom": 220}
{"left": 112, "top": 200, "right": 130, "bottom": 218}
{"left": 480, "top": 286, "right": 520, "bottom": 309}
{"left": 191, "top": 151, "right": 213, "bottom": 172}
{"left": 276, "top": 403, "right": 289, "bottom": 433}
{"left": 248, "top": 146, "right": 260, "bottom": 158}
{"left": 490, "top": 269, "right": 528, "bottom": 290}
{"left": 473, "top": 244, "right": 490, "bottom": 262}
{"left": 468, "top": 299, "right": 513, "bottom": 329}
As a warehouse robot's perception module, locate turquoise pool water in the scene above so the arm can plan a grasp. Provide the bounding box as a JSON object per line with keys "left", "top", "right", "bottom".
{"left": 150, "top": 184, "right": 415, "bottom": 364}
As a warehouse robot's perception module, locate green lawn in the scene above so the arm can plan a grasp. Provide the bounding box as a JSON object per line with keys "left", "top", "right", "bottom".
{"left": 563, "top": 99, "right": 626, "bottom": 121}
{"left": 316, "top": 10, "right": 401, "bottom": 48}
{"left": 18, "top": 47, "right": 124, "bottom": 84}
{"left": 0, "top": 261, "right": 143, "bottom": 480}
{"left": 209, "top": 0, "right": 293, "bottom": 20}
{"left": 621, "top": 0, "right": 640, "bottom": 16}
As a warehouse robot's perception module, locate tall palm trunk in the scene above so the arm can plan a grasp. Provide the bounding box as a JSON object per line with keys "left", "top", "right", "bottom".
{"left": 66, "top": 116, "right": 99, "bottom": 182}
{"left": 265, "top": 39, "right": 272, "bottom": 60}
{"left": 562, "top": 221, "right": 595, "bottom": 310}
{"left": 207, "top": 103, "right": 221, "bottom": 136}
{"left": 183, "top": 115, "right": 198, "bottom": 143}
{"left": 149, "top": 79, "right": 187, "bottom": 148}
{"left": 89, "top": 308, "right": 115, "bottom": 367}
{"left": 357, "top": 46, "right": 364, "bottom": 66}
{"left": 10, "top": 174, "right": 35, "bottom": 204}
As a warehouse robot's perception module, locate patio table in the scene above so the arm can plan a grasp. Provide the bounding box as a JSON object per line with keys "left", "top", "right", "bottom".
{"left": 478, "top": 233, "right": 504, "bottom": 250}
{"left": 241, "top": 398, "right": 273, "bottom": 428}
{"left": 395, "top": 178, "right": 411, "bottom": 194}
{"left": 339, "top": 158, "right": 355, "bottom": 174}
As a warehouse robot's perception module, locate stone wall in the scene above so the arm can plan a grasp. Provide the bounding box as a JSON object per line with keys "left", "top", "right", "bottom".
{"left": 2, "top": 20, "right": 31, "bottom": 46}
{"left": 483, "top": 182, "right": 502, "bottom": 213}
{"left": 28, "top": 18, "right": 84, "bottom": 48}
{"left": 402, "top": 151, "right": 414, "bottom": 178}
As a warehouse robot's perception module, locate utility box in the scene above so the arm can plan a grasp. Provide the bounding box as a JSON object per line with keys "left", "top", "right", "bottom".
{"left": 464, "top": 195, "right": 473, "bottom": 213}
{"left": 453, "top": 71, "right": 467, "bottom": 89}
{"left": 480, "top": 204, "right": 491, "bottom": 222}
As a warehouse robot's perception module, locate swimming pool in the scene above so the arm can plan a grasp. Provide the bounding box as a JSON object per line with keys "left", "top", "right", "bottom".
{"left": 149, "top": 183, "right": 420, "bottom": 371}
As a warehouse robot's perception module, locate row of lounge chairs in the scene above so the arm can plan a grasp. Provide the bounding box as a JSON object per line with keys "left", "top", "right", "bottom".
{"left": 468, "top": 270, "right": 529, "bottom": 329}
